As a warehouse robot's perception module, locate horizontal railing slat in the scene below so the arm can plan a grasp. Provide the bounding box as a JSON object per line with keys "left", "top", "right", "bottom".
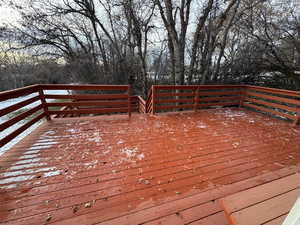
{"left": 40, "top": 84, "right": 128, "bottom": 90}
{"left": 0, "top": 105, "right": 43, "bottom": 132}
{"left": 199, "top": 91, "right": 242, "bottom": 96}
{"left": 200, "top": 96, "right": 241, "bottom": 102}
{"left": 49, "top": 108, "right": 129, "bottom": 115}
{"left": 0, "top": 113, "right": 45, "bottom": 148}
{"left": 0, "top": 85, "right": 39, "bottom": 102}
{"left": 52, "top": 106, "right": 72, "bottom": 119}
{"left": 156, "top": 104, "right": 195, "bottom": 110}
{"left": 156, "top": 92, "right": 195, "bottom": 97}
{"left": 0, "top": 96, "right": 40, "bottom": 117}
{"left": 44, "top": 94, "right": 128, "bottom": 100}
{"left": 157, "top": 98, "right": 194, "bottom": 104}
{"left": 47, "top": 101, "right": 128, "bottom": 107}
{"left": 243, "top": 102, "right": 295, "bottom": 120}
{"left": 155, "top": 85, "right": 245, "bottom": 90}
{"left": 244, "top": 97, "right": 298, "bottom": 114}
{"left": 247, "top": 85, "right": 300, "bottom": 98}
{"left": 246, "top": 91, "right": 300, "bottom": 106}
{"left": 198, "top": 101, "right": 240, "bottom": 108}
{"left": 156, "top": 101, "right": 240, "bottom": 110}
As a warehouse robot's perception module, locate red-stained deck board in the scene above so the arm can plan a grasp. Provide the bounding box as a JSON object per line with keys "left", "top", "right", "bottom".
{"left": 189, "top": 212, "right": 228, "bottom": 225}
{"left": 0, "top": 108, "right": 300, "bottom": 225}
{"left": 220, "top": 173, "right": 300, "bottom": 225}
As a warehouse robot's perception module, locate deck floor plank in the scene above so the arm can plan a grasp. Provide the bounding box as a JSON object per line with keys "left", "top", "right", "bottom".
{"left": 188, "top": 211, "right": 228, "bottom": 225}
{"left": 0, "top": 108, "right": 299, "bottom": 225}
{"left": 226, "top": 188, "right": 300, "bottom": 225}
{"left": 221, "top": 173, "right": 300, "bottom": 214}
{"left": 221, "top": 173, "right": 300, "bottom": 225}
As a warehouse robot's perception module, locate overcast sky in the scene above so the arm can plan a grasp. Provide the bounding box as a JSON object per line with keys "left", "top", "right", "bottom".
{"left": 0, "top": 5, "right": 19, "bottom": 26}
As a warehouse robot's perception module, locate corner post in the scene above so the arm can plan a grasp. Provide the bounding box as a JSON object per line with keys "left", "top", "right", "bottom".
{"left": 128, "top": 85, "right": 132, "bottom": 118}
{"left": 194, "top": 86, "right": 200, "bottom": 112}
{"left": 239, "top": 86, "right": 247, "bottom": 108}
{"left": 38, "top": 86, "right": 51, "bottom": 121}
{"left": 152, "top": 86, "right": 156, "bottom": 115}
{"left": 293, "top": 112, "right": 300, "bottom": 126}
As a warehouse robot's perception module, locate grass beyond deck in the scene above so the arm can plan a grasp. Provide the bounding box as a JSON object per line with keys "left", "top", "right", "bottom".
{"left": 0, "top": 108, "right": 300, "bottom": 225}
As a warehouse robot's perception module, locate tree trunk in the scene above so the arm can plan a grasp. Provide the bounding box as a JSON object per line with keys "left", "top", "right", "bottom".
{"left": 173, "top": 44, "right": 185, "bottom": 85}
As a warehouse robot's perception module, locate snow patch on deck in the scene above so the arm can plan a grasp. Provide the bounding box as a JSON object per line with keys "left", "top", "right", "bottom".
{"left": 83, "top": 160, "right": 99, "bottom": 169}
{"left": 43, "top": 170, "right": 62, "bottom": 177}
{"left": 121, "top": 147, "right": 138, "bottom": 158}
{"left": 13, "top": 158, "right": 41, "bottom": 165}
{"left": 119, "top": 147, "right": 145, "bottom": 163}
{"left": 117, "top": 140, "right": 125, "bottom": 144}
{"left": 137, "top": 153, "right": 145, "bottom": 160}
{"left": 2, "top": 166, "right": 56, "bottom": 178}
{"left": 214, "top": 109, "right": 247, "bottom": 118}
{"left": 33, "top": 141, "right": 58, "bottom": 146}
{"left": 66, "top": 128, "right": 78, "bottom": 133}
{"left": 197, "top": 122, "right": 207, "bottom": 129}
{"left": 8, "top": 162, "right": 46, "bottom": 171}
{"left": 87, "top": 132, "right": 103, "bottom": 145}
{"left": 0, "top": 175, "right": 36, "bottom": 185}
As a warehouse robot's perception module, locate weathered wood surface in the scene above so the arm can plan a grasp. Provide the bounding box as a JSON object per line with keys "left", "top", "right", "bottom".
{"left": 221, "top": 173, "right": 300, "bottom": 225}
{"left": 0, "top": 108, "right": 300, "bottom": 224}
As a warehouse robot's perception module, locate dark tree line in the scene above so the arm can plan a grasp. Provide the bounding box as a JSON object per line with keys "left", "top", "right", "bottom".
{"left": 0, "top": 0, "right": 300, "bottom": 93}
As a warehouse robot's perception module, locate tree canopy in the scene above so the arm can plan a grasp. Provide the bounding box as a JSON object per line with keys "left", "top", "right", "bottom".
{"left": 1, "top": 0, "right": 300, "bottom": 93}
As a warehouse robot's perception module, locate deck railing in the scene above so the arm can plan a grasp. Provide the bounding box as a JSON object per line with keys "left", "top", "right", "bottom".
{"left": 146, "top": 87, "right": 153, "bottom": 114}
{"left": 42, "top": 84, "right": 131, "bottom": 117}
{"left": 150, "top": 85, "right": 244, "bottom": 113}
{"left": 1, "top": 84, "right": 300, "bottom": 149}
{"left": 149, "top": 85, "right": 300, "bottom": 125}
{"left": 0, "top": 84, "right": 132, "bottom": 148}
{"left": 242, "top": 86, "right": 300, "bottom": 126}
{"left": 0, "top": 85, "right": 44, "bottom": 148}
{"left": 134, "top": 96, "right": 147, "bottom": 114}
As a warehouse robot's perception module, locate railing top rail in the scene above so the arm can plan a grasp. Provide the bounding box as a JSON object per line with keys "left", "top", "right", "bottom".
{"left": 40, "top": 84, "right": 129, "bottom": 90}
{"left": 153, "top": 85, "right": 246, "bottom": 90}
{"left": 246, "top": 85, "right": 300, "bottom": 97}
{"left": 0, "top": 85, "right": 40, "bottom": 102}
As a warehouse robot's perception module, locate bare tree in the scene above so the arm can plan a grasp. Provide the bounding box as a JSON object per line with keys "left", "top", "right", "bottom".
{"left": 2, "top": 0, "right": 300, "bottom": 90}
{"left": 156, "top": 0, "right": 193, "bottom": 85}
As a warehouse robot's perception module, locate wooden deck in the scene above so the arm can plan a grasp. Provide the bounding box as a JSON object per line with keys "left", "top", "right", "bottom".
{"left": 1, "top": 108, "right": 300, "bottom": 225}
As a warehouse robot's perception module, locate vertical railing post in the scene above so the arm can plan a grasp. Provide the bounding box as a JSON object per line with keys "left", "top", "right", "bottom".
{"left": 293, "top": 111, "right": 300, "bottom": 126}
{"left": 38, "top": 86, "right": 51, "bottom": 121}
{"left": 239, "top": 86, "right": 247, "bottom": 108}
{"left": 194, "top": 86, "right": 200, "bottom": 112}
{"left": 128, "top": 85, "right": 131, "bottom": 118}
{"left": 152, "top": 86, "right": 156, "bottom": 115}
{"left": 137, "top": 96, "right": 140, "bottom": 113}
{"left": 146, "top": 88, "right": 152, "bottom": 113}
